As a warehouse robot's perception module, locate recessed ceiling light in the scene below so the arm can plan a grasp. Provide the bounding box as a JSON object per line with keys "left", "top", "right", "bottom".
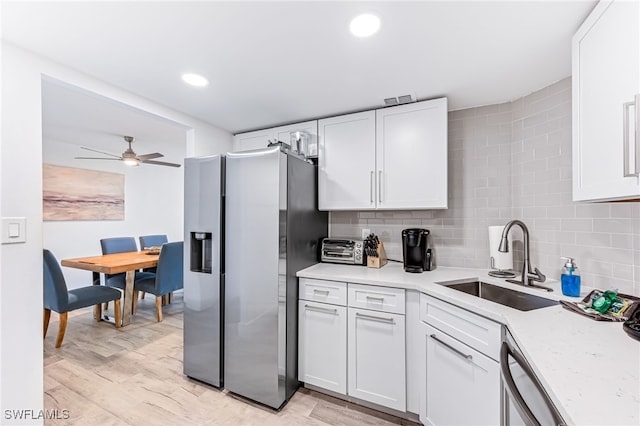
{"left": 350, "top": 13, "right": 381, "bottom": 37}
{"left": 181, "top": 73, "right": 209, "bottom": 87}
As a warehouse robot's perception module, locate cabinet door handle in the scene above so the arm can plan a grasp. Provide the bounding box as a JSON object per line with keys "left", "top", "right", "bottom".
{"left": 356, "top": 312, "right": 395, "bottom": 324}
{"left": 637, "top": 94, "right": 640, "bottom": 175}
{"left": 623, "top": 95, "right": 640, "bottom": 177}
{"left": 312, "top": 289, "right": 330, "bottom": 295}
{"left": 635, "top": 94, "right": 639, "bottom": 176}
{"left": 304, "top": 304, "right": 338, "bottom": 315}
{"left": 378, "top": 170, "right": 383, "bottom": 203}
{"left": 370, "top": 171, "right": 374, "bottom": 204}
{"left": 430, "top": 334, "right": 473, "bottom": 361}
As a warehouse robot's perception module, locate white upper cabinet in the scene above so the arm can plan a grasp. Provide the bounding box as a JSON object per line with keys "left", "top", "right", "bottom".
{"left": 318, "top": 98, "right": 448, "bottom": 210}
{"left": 273, "top": 121, "right": 318, "bottom": 157}
{"left": 376, "top": 99, "right": 448, "bottom": 209}
{"left": 232, "top": 128, "right": 273, "bottom": 152}
{"left": 572, "top": 0, "right": 640, "bottom": 201}
{"left": 318, "top": 111, "right": 377, "bottom": 210}
{"left": 233, "top": 120, "right": 318, "bottom": 153}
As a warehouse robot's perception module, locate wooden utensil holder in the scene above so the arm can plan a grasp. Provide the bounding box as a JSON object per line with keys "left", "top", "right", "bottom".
{"left": 367, "top": 241, "right": 388, "bottom": 269}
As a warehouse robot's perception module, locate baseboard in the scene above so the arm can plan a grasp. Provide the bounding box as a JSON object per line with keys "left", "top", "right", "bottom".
{"left": 302, "top": 383, "right": 422, "bottom": 424}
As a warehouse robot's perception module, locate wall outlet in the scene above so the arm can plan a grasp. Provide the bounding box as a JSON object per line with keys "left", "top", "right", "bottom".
{"left": 361, "top": 228, "right": 371, "bottom": 239}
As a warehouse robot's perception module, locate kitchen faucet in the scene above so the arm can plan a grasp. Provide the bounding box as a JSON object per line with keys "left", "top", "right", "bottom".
{"left": 498, "top": 220, "right": 549, "bottom": 290}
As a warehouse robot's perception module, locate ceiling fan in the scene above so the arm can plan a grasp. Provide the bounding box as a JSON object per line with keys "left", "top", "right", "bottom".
{"left": 75, "top": 136, "right": 181, "bottom": 168}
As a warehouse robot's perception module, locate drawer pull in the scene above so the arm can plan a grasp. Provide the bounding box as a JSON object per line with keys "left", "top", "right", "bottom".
{"left": 312, "top": 289, "right": 330, "bottom": 295}
{"left": 430, "top": 334, "right": 473, "bottom": 361}
{"left": 356, "top": 312, "right": 395, "bottom": 324}
{"left": 366, "top": 295, "right": 385, "bottom": 302}
{"left": 304, "top": 304, "right": 338, "bottom": 315}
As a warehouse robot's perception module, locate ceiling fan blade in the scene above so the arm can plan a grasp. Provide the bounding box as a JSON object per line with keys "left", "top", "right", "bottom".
{"left": 137, "top": 152, "right": 164, "bottom": 161}
{"left": 80, "top": 146, "right": 122, "bottom": 158}
{"left": 141, "top": 159, "right": 182, "bottom": 168}
{"left": 75, "top": 157, "right": 122, "bottom": 161}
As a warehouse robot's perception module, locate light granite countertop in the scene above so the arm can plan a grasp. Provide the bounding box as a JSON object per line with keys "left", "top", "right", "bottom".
{"left": 297, "top": 262, "right": 640, "bottom": 426}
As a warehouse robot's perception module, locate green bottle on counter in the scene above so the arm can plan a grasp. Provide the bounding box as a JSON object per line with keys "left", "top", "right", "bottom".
{"left": 592, "top": 290, "right": 618, "bottom": 314}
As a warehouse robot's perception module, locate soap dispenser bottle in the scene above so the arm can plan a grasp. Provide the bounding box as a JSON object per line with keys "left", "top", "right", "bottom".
{"left": 561, "top": 257, "right": 581, "bottom": 297}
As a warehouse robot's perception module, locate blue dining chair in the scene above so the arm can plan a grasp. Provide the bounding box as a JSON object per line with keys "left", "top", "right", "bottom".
{"left": 100, "top": 237, "right": 155, "bottom": 290}
{"left": 43, "top": 249, "right": 122, "bottom": 348}
{"left": 132, "top": 241, "right": 184, "bottom": 322}
{"left": 139, "top": 234, "right": 168, "bottom": 250}
{"left": 138, "top": 234, "right": 168, "bottom": 274}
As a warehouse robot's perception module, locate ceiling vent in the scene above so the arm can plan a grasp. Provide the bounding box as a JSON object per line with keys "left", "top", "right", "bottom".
{"left": 384, "top": 97, "right": 399, "bottom": 106}
{"left": 383, "top": 94, "right": 416, "bottom": 107}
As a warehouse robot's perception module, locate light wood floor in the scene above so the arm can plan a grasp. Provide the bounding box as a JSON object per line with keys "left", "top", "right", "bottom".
{"left": 44, "top": 293, "right": 418, "bottom": 426}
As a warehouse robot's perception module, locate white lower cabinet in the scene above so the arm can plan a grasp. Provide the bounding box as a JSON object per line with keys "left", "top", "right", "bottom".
{"left": 420, "top": 294, "right": 501, "bottom": 426}
{"left": 298, "top": 300, "right": 347, "bottom": 394}
{"left": 347, "top": 307, "right": 406, "bottom": 411}
{"left": 298, "top": 279, "right": 347, "bottom": 394}
{"left": 424, "top": 324, "right": 500, "bottom": 426}
{"left": 298, "top": 279, "right": 407, "bottom": 413}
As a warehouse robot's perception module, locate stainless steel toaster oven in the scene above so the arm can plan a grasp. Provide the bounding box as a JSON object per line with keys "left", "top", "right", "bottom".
{"left": 320, "top": 238, "right": 365, "bottom": 265}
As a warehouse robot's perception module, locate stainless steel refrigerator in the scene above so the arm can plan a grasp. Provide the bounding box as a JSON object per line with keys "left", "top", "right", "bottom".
{"left": 183, "top": 154, "right": 224, "bottom": 388}
{"left": 224, "top": 146, "right": 328, "bottom": 409}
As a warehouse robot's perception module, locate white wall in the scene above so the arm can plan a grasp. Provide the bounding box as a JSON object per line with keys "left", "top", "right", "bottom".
{"left": 0, "top": 42, "right": 232, "bottom": 425}
{"left": 42, "top": 138, "right": 185, "bottom": 289}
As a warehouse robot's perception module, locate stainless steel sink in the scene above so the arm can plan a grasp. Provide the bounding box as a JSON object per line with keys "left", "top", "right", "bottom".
{"left": 439, "top": 280, "right": 559, "bottom": 311}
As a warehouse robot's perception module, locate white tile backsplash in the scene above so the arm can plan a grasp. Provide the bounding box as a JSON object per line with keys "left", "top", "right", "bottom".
{"left": 329, "top": 77, "right": 640, "bottom": 296}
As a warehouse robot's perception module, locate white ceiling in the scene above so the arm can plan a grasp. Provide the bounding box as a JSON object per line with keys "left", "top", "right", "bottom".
{"left": 2, "top": 1, "right": 596, "bottom": 136}
{"left": 41, "top": 78, "right": 188, "bottom": 157}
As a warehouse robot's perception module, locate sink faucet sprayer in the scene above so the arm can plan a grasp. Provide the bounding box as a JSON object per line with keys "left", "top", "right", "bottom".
{"left": 498, "top": 220, "right": 549, "bottom": 290}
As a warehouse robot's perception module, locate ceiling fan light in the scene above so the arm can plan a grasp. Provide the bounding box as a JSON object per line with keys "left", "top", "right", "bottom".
{"left": 123, "top": 158, "right": 139, "bottom": 167}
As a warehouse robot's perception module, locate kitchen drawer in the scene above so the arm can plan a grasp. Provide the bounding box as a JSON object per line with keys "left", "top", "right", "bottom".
{"left": 420, "top": 293, "right": 501, "bottom": 361}
{"left": 348, "top": 283, "right": 405, "bottom": 314}
{"left": 299, "top": 278, "right": 347, "bottom": 306}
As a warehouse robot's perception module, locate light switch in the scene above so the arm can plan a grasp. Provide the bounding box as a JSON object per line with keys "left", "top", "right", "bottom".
{"left": 8, "top": 223, "right": 20, "bottom": 238}
{"left": 2, "top": 217, "right": 27, "bottom": 244}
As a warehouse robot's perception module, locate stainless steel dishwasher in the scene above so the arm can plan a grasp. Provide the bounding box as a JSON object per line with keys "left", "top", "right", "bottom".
{"left": 500, "top": 330, "right": 565, "bottom": 426}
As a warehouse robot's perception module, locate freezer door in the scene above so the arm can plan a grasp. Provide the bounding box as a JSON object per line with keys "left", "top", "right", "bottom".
{"left": 183, "top": 155, "right": 223, "bottom": 387}
{"left": 224, "top": 147, "right": 287, "bottom": 409}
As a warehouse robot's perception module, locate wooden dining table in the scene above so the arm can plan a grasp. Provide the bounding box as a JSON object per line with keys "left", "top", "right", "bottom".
{"left": 61, "top": 251, "right": 159, "bottom": 326}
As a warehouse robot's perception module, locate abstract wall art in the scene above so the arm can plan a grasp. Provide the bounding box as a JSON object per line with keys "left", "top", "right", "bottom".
{"left": 43, "top": 164, "right": 124, "bottom": 221}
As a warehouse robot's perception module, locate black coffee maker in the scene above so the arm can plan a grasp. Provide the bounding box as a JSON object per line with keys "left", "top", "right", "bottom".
{"left": 402, "top": 228, "right": 433, "bottom": 273}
